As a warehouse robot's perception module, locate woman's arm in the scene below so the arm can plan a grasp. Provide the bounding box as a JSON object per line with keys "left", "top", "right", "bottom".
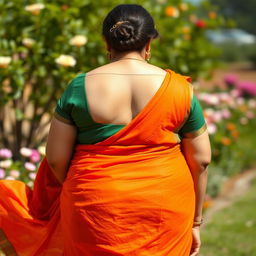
{"left": 182, "top": 130, "right": 211, "bottom": 256}
{"left": 181, "top": 130, "right": 211, "bottom": 222}
{"left": 46, "top": 116, "right": 77, "bottom": 183}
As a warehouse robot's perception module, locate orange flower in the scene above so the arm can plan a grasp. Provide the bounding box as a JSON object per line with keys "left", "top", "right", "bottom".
{"left": 231, "top": 130, "right": 239, "bottom": 138}
{"left": 165, "top": 6, "right": 179, "bottom": 18}
{"left": 203, "top": 200, "right": 212, "bottom": 209}
{"left": 208, "top": 11, "right": 217, "bottom": 19}
{"left": 226, "top": 122, "right": 236, "bottom": 131}
{"left": 221, "top": 137, "right": 232, "bottom": 146}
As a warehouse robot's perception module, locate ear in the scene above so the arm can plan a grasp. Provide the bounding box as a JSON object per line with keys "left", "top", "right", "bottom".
{"left": 145, "top": 39, "right": 152, "bottom": 52}
{"left": 102, "top": 36, "right": 111, "bottom": 52}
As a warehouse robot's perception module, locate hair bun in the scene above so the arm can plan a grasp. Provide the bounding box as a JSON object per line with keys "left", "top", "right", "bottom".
{"left": 103, "top": 4, "right": 159, "bottom": 52}
{"left": 112, "top": 22, "right": 135, "bottom": 40}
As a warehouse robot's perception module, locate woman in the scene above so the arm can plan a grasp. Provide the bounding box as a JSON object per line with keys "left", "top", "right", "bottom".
{"left": 0, "top": 4, "right": 210, "bottom": 256}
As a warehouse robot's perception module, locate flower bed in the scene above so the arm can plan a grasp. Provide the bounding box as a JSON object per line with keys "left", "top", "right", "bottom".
{"left": 199, "top": 75, "right": 256, "bottom": 200}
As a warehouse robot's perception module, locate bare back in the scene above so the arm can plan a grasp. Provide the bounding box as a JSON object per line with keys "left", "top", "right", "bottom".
{"left": 86, "top": 60, "right": 167, "bottom": 125}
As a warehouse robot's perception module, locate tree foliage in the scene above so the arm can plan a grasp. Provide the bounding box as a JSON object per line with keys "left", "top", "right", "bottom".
{"left": 209, "top": 0, "right": 256, "bottom": 35}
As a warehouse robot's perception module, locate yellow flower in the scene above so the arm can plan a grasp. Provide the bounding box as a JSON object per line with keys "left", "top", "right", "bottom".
{"left": 0, "top": 56, "right": 12, "bottom": 68}
{"left": 69, "top": 35, "right": 88, "bottom": 47}
{"left": 38, "top": 146, "right": 46, "bottom": 156}
{"left": 22, "top": 38, "right": 35, "bottom": 48}
{"left": 179, "top": 3, "right": 188, "bottom": 11}
{"left": 165, "top": 6, "right": 180, "bottom": 18}
{"left": 182, "top": 26, "right": 190, "bottom": 34}
{"left": 25, "top": 3, "right": 45, "bottom": 15}
{"left": 208, "top": 11, "right": 217, "bottom": 19}
{"left": 55, "top": 55, "right": 76, "bottom": 67}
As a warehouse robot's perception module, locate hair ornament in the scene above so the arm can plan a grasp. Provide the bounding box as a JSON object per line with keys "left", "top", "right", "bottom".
{"left": 110, "top": 21, "right": 129, "bottom": 32}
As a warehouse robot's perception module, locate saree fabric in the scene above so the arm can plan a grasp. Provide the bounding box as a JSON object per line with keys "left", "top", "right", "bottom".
{"left": 0, "top": 69, "right": 196, "bottom": 256}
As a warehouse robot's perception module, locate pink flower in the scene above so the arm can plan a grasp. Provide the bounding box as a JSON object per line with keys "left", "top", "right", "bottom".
{"left": 207, "top": 123, "right": 217, "bottom": 134}
{"left": 20, "top": 147, "right": 33, "bottom": 157}
{"left": 24, "top": 162, "right": 36, "bottom": 171}
{"left": 230, "top": 89, "right": 241, "bottom": 98}
{"left": 0, "top": 149, "right": 12, "bottom": 159}
{"left": 30, "top": 149, "right": 41, "bottom": 163}
{"left": 212, "top": 111, "right": 222, "bottom": 123}
{"left": 221, "top": 109, "right": 231, "bottom": 119}
{"left": 237, "top": 81, "right": 256, "bottom": 97}
{"left": 9, "top": 170, "right": 20, "bottom": 178}
{"left": 246, "top": 111, "right": 254, "bottom": 119}
{"left": 224, "top": 74, "right": 238, "bottom": 86}
{"left": 0, "top": 168, "right": 5, "bottom": 179}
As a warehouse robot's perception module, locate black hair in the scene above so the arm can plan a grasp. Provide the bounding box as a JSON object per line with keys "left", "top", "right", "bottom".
{"left": 102, "top": 4, "right": 159, "bottom": 52}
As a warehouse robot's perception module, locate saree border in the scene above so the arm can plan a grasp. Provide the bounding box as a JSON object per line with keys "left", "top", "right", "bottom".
{"left": 182, "top": 123, "right": 207, "bottom": 138}
{"left": 54, "top": 111, "right": 74, "bottom": 125}
{"left": 0, "top": 229, "right": 17, "bottom": 256}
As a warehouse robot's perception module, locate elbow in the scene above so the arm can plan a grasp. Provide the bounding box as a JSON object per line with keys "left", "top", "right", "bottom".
{"left": 199, "top": 156, "right": 211, "bottom": 172}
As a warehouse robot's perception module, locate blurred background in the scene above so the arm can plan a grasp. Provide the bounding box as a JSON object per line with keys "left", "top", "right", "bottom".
{"left": 0, "top": 0, "right": 255, "bottom": 255}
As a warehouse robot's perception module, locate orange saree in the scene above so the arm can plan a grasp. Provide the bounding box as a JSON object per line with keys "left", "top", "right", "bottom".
{"left": 0, "top": 69, "right": 195, "bottom": 256}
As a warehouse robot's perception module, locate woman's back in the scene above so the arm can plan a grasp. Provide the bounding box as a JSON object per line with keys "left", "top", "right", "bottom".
{"left": 86, "top": 60, "right": 167, "bottom": 125}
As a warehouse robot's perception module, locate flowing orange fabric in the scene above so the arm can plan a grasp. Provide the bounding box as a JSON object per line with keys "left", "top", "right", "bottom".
{"left": 0, "top": 69, "right": 195, "bottom": 256}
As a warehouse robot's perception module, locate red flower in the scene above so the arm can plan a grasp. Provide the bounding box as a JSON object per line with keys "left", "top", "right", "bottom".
{"left": 195, "top": 19, "right": 206, "bottom": 28}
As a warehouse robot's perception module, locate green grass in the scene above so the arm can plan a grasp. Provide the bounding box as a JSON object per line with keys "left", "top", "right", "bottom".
{"left": 200, "top": 178, "right": 256, "bottom": 256}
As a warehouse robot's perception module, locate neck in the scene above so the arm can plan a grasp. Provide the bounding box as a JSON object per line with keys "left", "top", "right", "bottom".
{"left": 110, "top": 51, "right": 145, "bottom": 62}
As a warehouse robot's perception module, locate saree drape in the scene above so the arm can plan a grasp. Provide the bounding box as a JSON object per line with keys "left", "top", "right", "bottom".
{"left": 0, "top": 69, "right": 195, "bottom": 256}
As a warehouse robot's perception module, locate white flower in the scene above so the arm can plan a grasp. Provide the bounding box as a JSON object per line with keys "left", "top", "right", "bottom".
{"left": 0, "top": 56, "right": 12, "bottom": 68}
{"left": 0, "top": 159, "right": 12, "bottom": 168}
{"left": 29, "top": 172, "right": 37, "bottom": 180}
{"left": 38, "top": 146, "right": 46, "bottom": 156}
{"left": 20, "top": 147, "right": 33, "bottom": 157}
{"left": 5, "top": 176, "right": 15, "bottom": 180}
{"left": 69, "top": 35, "right": 88, "bottom": 47}
{"left": 22, "top": 38, "right": 35, "bottom": 48}
{"left": 25, "top": 3, "right": 45, "bottom": 15}
{"left": 55, "top": 55, "right": 76, "bottom": 67}
{"left": 27, "top": 181, "right": 34, "bottom": 187}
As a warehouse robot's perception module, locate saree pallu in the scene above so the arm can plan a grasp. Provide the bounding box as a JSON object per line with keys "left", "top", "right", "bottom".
{"left": 0, "top": 69, "right": 195, "bottom": 255}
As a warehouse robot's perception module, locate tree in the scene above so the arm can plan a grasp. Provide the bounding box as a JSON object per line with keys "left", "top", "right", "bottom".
{"left": 209, "top": 0, "right": 256, "bottom": 35}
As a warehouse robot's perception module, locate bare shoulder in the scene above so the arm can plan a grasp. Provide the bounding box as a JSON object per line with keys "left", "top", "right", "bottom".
{"left": 86, "top": 62, "right": 167, "bottom": 76}
{"left": 86, "top": 63, "right": 112, "bottom": 76}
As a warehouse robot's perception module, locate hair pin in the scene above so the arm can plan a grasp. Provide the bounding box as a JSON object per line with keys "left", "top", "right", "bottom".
{"left": 110, "top": 21, "right": 129, "bottom": 32}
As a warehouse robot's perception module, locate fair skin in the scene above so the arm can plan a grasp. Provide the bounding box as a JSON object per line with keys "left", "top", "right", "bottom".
{"left": 46, "top": 39, "right": 211, "bottom": 255}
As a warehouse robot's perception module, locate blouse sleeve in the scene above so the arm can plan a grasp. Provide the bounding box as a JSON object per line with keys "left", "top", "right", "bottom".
{"left": 179, "top": 95, "right": 207, "bottom": 138}
{"left": 54, "top": 80, "right": 74, "bottom": 125}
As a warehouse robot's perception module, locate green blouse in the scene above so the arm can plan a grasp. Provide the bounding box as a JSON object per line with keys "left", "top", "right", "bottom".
{"left": 54, "top": 73, "right": 206, "bottom": 144}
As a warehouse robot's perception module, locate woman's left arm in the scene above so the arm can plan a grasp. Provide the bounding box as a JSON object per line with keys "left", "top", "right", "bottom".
{"left": 46, "top": 116, "right": 77, "bottom": 183}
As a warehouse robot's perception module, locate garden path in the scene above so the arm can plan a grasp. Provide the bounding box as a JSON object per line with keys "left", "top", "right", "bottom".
{"left": 203, "top": 168, "right": 256, "bottom": 225}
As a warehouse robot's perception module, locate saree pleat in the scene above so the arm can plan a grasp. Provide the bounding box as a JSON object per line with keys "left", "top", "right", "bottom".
{"left": 0, "top": 69, "right": 195, "bottom": 255}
